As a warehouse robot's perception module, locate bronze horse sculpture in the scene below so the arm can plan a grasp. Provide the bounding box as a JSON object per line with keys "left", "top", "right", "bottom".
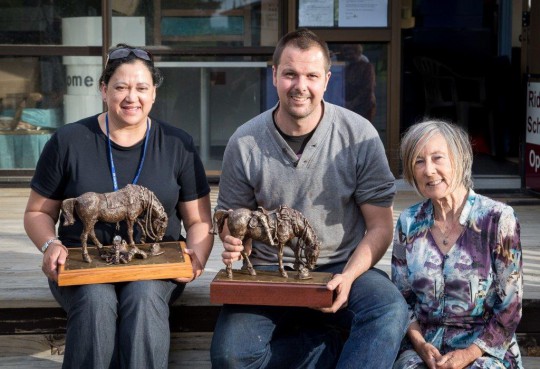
{"left": 212, "top": 205, "right": 320, "bottom": 279}
{"left": 61, "top": 184, "right": 168, "bottom": 263}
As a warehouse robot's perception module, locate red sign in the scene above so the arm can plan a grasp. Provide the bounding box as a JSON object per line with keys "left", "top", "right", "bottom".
{"left": 526, "top": 80, "right": 540, "bottom": 192}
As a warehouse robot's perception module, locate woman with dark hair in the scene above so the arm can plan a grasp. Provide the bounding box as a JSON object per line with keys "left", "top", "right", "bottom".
{"left": 392, "top": 120, "right": 523, "bottom": 369}
{"left": 24, "top": 44, "right": 213, "bottom": 369}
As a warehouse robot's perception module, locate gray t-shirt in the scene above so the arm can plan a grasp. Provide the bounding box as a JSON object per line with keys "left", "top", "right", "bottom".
{"left": 217, "top": 101, "right": 395, "bottom": 266}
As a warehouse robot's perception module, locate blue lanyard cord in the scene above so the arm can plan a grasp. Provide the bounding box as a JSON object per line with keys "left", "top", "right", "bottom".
{"left": 105, "top": 113, "right": 150, "bottom": 191}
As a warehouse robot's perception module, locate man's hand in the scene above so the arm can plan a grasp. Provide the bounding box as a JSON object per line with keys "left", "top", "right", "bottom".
{"left": 221, "top": 234, "right": 250, "bottom": 266}
{"left": 318, "top": 271, "right": 355, "bottom": 313}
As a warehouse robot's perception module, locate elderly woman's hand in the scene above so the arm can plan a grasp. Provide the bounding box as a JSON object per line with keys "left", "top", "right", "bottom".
{"left": 414, "top": 342, "right": 442, "bottom": 369}
{"left": 434, "top": 344, "right": 483, "bottom": 369}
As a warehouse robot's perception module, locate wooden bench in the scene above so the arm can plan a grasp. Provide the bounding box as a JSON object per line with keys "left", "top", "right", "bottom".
{"left": 2, "top": 187, "right": 540, "bottom": 367}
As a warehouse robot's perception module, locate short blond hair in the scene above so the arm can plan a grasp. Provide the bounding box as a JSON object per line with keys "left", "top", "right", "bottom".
{"left": 400, "top": 119, "right": 473, "bottom": 194}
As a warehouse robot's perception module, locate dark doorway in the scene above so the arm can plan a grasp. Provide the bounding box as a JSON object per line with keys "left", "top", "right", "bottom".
{"left": 401, "top": 0, "right": 521, "bottom": 176}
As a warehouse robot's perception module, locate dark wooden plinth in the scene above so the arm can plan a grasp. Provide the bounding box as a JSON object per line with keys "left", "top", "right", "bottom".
{"left": 58, "top": 241, "right": 192, "bottom": 286}
{"left": 210, "top": 269, "right": 334, "bottom": 308}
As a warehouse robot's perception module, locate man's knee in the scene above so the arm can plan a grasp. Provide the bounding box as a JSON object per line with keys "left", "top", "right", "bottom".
{"left": 385, "top": 290, "right": 408, "bottom": 317}
{"left": 210, "top": 339, "right": 266, "bottom": 369}
{"left": 210, "top": 343, "right": 235, "bottom": 369}
{"left": 349, "top": 273, "right": 409, "bottom": 332}
{"left": 370, "top": 285, "right": 408, "bottom": 333}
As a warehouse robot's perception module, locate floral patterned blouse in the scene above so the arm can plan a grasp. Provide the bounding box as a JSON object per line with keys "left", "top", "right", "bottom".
{"left": 391, "top": 189, "right": 523, "bottom": 368}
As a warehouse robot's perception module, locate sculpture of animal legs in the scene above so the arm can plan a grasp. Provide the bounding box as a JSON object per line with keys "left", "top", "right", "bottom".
{"left": 123, "top": 218, "right": 147, "bottom": 261}
{"left": 80, "top": 218, "right": 102, "bottom": 263}
{"left": 276, "top": 242, "right": 287, "bottom": 278}
{"left": 225, "top": 239, "right": 256, "bottom": 279}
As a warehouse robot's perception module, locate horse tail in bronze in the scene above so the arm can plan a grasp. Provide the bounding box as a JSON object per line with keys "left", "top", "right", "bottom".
{"left": 61, "top": 198, "right": 76, "bottom": 226}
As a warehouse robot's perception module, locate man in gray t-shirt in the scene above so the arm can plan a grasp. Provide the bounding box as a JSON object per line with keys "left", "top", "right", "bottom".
{"left": 210, "top": 29, "right": 408, "bottom": 369}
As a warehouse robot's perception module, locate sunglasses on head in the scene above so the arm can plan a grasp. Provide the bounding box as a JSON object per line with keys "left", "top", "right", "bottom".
{"left": 106, "top": 47, "right": 153, "bottom": 65}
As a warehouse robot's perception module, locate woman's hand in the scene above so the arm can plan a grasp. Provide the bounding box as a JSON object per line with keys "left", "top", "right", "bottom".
{"left": 41, "top": 241, "right": 69, "bottom": 282}
{"left": 174, "top": 247, "right": 205, "bottom": 283}
{"left": 415, "top": 342, "right": 442, "bottom": 369}
{"left": 175, "top": 195, "right": 213, "bottom": 283}
{"left": 24, "top": 190, "right": 65, "bottom": 283}
{"left": 434, "top": 345, "right": 483, "bottom": 369}
{"left": 407, "top": 323, "right": 442, "bottom": 369}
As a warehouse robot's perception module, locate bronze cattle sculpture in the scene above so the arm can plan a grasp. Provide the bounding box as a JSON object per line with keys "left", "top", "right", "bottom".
{"left": 61, "top": 184, "right": 168, "bottom": 263}
{"left": 212, "top": 205, "right": 320, "bottom": 279}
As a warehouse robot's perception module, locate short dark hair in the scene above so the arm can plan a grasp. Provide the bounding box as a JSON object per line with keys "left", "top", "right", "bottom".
{"left": 272, "top": 28, "right": 331, "bottom": 72}
{"left": 98, "top": 43, "right": 163, "bottom": 87}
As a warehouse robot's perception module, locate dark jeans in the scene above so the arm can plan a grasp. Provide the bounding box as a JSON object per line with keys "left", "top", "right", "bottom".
{"left": 210, "top": 263, "right": 408, "bottom": 369}
{"left": 49, "top": 279, "right": 185, "bottom": 369}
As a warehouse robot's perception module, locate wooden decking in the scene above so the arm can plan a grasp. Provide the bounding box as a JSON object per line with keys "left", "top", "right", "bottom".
{"left": 1, "top": 185, "right": 540, "bottom": 368}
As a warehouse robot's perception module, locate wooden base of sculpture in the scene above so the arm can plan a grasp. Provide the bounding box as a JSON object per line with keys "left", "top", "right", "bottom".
{"left": 210, "top": 269, "right": 334, "bottom": 308}
{"left": 58, "top": 241, "right": 192, "bottom": 286}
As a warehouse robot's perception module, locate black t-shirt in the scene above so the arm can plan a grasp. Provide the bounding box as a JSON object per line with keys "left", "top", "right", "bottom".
{"left": 272, "top": 120, "right": 315, "bottom": 157}
{"left": 31, "top": 114, "right": 210, "bottom": 247}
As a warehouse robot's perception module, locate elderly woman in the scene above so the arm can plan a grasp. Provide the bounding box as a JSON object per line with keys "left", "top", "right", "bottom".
{"left": 392, "top": 120, "right": 523, "bottom": 369}
{"left": 24, "top": 44, "right": 213, "bottom": 369}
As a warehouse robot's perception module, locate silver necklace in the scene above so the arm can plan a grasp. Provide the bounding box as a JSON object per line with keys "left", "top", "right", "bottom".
{"left": 435, "top": 202, "right": 465, "bottom": 246}
{"left": 439, "top": 220, "right": 457, "bottom": 246}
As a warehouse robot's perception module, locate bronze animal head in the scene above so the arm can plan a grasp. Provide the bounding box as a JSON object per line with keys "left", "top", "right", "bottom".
{"left": 302, "top": 233, "right": 320, "bottom": 270}
{"left": 152, "top": 215, "right": 168, "bottom": 241}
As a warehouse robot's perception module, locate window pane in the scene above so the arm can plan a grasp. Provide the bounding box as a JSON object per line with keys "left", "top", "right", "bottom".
{"left": 152, "top": 59, "right": 269, "bottom": 171}
{"left": 297, "top": 0, "right": 388, "bottom": 28}
{"left": 0, "top": 0, "right": 281, "bottom": 171}
{"left": 0, "top": 1, "right": 102, "bottom": 45}
{"left": 150, "top": 0, "right": 279, "bottom": 47}
{"left": 0, "top": 1, "right": 280, "bottom": 47}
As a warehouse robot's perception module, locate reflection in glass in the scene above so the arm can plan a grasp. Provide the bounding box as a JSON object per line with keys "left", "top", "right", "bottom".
{"left": 152, "top": 62, "right": 266, "bottom": 171}
{"left": 328, "top": 43, "right": 387, "bottom": 143}
{"left": 153, "top": 0, "right": 278, "bottom": 47}
{"left": 0, "top": 56, "right": 64, "bottom": 168}
{"left": 0, "top": 1, "right": 102, "bottom": 45}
